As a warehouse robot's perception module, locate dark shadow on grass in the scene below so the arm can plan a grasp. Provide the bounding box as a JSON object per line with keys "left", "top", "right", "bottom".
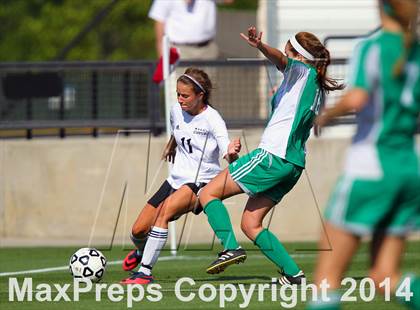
{"left": 206, "top": 275, "right": 274, "bottom": 282}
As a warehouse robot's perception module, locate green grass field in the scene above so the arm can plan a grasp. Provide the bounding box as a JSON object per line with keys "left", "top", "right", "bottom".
{"left": 1, "top": 241, "right": 419, "bottom": 309}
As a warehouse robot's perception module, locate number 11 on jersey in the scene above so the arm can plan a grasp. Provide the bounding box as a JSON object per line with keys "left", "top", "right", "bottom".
{"left": 181, "top": 137, "right": 193, "bottom": 153}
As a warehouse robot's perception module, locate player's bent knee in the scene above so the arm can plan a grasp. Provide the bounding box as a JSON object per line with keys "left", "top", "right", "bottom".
{"left": 240, "top": 220, "right": 262, "bottom": 241}
{"left": 199, "top": 190, "right": 214, "bottom": 207}
{"left": 131, "top": 223, "right": 150, "bottom": 238}
{"left": 162, "top": 212, "right": 177, "bottom": 224}
{"left": 241, "top": 226, "right": 253, "bottom": 240}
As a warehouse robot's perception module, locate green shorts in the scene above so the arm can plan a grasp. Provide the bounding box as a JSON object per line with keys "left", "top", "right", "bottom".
{"left": 325, "top": 173, "right": 420, "bottom": 236}
{"left": 228, "top": 148, "right": 302, "bottom": 203}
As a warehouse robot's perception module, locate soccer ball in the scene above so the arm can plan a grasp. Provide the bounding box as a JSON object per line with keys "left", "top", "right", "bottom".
{"left": 69, "top": 248, "right": 107, "bottom": 282}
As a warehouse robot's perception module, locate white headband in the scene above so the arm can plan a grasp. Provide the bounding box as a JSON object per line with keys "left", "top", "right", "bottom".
{"left": 290, "top": 35, "right": 315, "bottom": 61}
{"left": 182, "top": 74, "right": 206, "bottom": 93}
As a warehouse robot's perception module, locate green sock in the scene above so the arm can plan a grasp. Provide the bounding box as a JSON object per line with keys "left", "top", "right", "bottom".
{"left": 254, "top": 228, "right": 300, "bottom": 276}
{"left": 397, "top": 274, "right": 420, "bottom": 310}
{"left": 203, "top": 199, "right": 240, "bottom": 250}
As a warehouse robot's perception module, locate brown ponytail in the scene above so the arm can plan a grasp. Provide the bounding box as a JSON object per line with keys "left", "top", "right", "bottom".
{"left": 290, "top": 32, "right": 345, "bottom": 93}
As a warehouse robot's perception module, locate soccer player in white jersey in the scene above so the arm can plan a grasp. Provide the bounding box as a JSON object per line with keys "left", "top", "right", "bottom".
{"left": 198, "top": 27, "right": 344, "bottom": 284}
{"left": 120, "top": 67, "right": 241, "bottom": 284}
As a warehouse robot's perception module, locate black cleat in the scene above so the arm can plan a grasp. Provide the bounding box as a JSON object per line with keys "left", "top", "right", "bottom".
{"left": 276, "top": 269, "right": 306, "bottom": 285}
{"left": 206, "top": 248, "right": 247, "bottom": 274}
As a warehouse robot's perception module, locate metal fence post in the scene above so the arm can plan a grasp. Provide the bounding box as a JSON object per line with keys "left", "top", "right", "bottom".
{"left": 91, "top": 71, "right": 98, "bottom": 137}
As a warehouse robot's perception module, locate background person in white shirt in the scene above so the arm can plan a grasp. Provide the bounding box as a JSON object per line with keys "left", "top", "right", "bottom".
{"left": 148, "top": 0, "right": 233, "bottom": 59}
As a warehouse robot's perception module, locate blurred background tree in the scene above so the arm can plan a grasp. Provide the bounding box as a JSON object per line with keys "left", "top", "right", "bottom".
{"left": 0, "top": 0, "right": 257, "bottom": 62}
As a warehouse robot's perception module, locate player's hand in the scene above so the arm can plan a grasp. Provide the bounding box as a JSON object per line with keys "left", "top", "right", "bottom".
{"left": 240, "top": 26, "right": 263, "bottom": 49}
{"left": 228, "top": 137, "right": 241, "bottom": 155}
{"left": 162, "top": 148, "right": 176, "bottom": 163}
{"left": 162, "top": 135, "right": 176, "bottom": 163}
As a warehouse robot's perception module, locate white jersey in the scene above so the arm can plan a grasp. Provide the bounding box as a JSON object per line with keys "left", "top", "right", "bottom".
{"left": 167, "top": 103, "right": 230, "bottom": 189}
{"left": 258, "top": 59, "right": 321, "bottom": 168}
{"left": 148, "top": 0, "right": 216, "bottom": 44}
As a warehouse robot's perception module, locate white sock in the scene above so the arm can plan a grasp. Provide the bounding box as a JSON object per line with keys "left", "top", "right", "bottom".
{"left": 138, "top": 226, "right": 168, "bottom": 275}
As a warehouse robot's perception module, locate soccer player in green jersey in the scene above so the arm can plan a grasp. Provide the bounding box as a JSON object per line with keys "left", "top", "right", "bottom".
{"left": 198, "top": 27, "right": 343, "bottom": 284}
{"left": 309, "top": 0, "right": 420, "bottom": 309}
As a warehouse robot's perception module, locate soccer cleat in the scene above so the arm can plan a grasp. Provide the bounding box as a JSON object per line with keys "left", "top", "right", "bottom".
{"left": 206, "top": 248, "right": 247, "bottom": 274}
{"left": 122, "top": 250, "right": 142, "bottom": 271}
{"left": 120, "top": 272, "right": 154, "bottom": 285}
{"left": 277, "top": 269, "right": 306, "bottom": 285}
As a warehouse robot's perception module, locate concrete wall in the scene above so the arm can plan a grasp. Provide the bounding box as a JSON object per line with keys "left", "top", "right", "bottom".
{"left": 0, "top": 130, "right": 418, "bottom": 247}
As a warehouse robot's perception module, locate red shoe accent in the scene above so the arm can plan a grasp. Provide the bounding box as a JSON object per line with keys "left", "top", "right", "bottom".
{"left": 122, "top": 250, "right": 142, "bottom": 271}
{"left": 152, "top": 47, "right": 180, "bottom": 84}
{"left": 120, "top": 273, "right": 154, "bottom": 285}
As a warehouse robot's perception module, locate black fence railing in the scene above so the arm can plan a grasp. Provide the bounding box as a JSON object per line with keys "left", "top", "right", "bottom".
{"left": 0, "top": 58, "right": 353, "bottom": 139}
{"left": 0, "top": 61, "right": 160, "bottom": 138}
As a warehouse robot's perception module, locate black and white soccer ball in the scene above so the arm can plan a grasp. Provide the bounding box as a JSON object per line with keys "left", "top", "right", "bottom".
{"left": 69, "top": 248, "right": 107, "bottom": 282}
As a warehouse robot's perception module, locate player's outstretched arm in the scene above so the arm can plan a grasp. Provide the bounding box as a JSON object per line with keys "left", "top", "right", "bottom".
{"left": 161, "top": 135, "right": 177, "bottom": 163}
{"left": 240, "top": 26, "right": 288, "bottom": 71}
{"left": 224, "top": 137, "right": 241, "bottom": 163}
{"left": 315, "top": 88, "right": 368, "bottom": 128}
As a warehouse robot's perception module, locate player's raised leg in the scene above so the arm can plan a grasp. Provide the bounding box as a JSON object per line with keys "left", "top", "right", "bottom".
{"left": 122, "top": 204, "right": 158, "bottom": 271}
{"left": 121, "top": 184, "right": 198, "bottom": 284}
{"left": 123, "top": 181, "right": 172, "bottom": 271}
